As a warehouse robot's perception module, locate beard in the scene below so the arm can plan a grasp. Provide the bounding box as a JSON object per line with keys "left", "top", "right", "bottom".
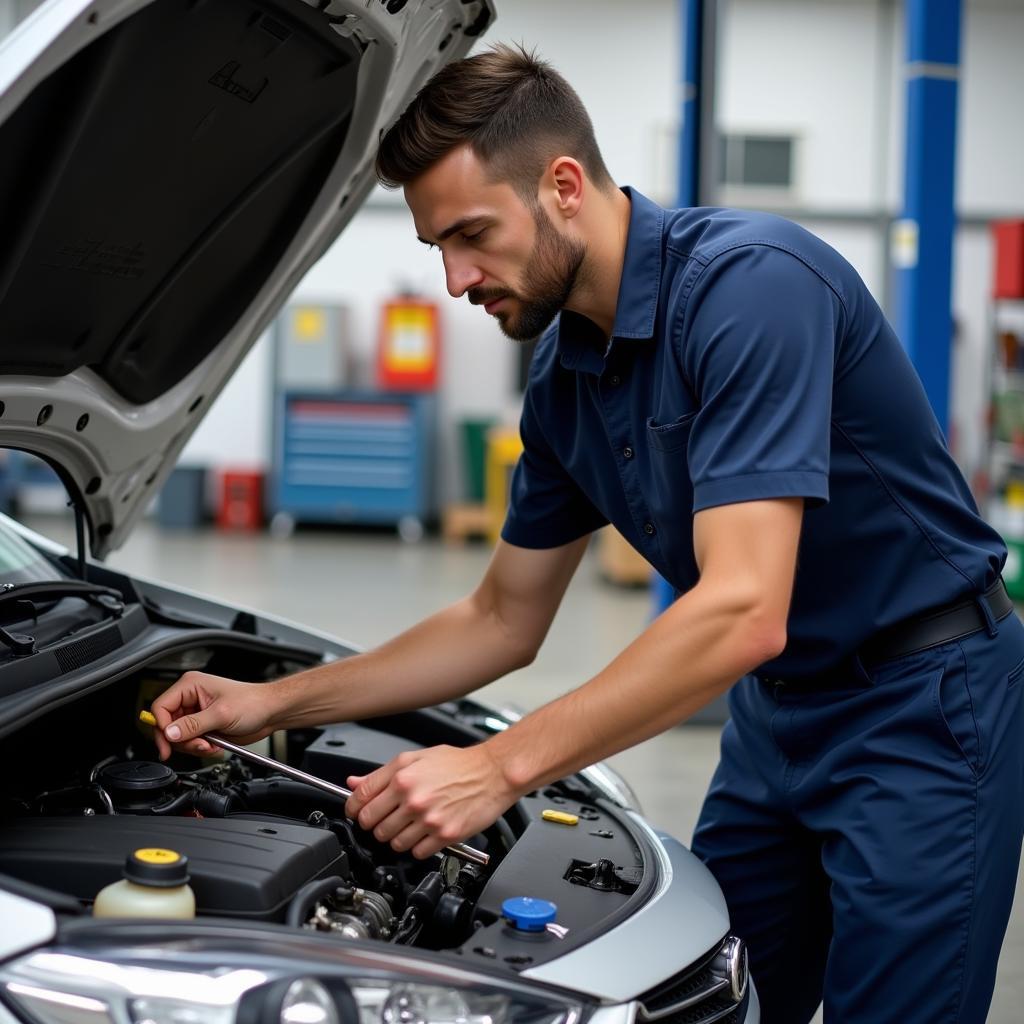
{"left": 468, "top": 204, "right": 587, "bottom": 342}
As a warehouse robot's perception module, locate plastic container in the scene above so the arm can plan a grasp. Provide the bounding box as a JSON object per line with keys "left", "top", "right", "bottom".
{"left": 93, "top": 848, "right": 195, "bottom": 919}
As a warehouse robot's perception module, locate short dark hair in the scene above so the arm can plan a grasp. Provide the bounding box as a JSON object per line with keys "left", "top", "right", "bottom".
{"left": 375, "top": 43, "right": 614, "bottom": 200}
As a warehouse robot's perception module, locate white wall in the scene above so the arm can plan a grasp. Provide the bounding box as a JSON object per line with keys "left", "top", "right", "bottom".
{"left": 719, "top": 0, "right": 885, "bottom": 211}
{"left": 173, "top": 0, "right": 1024, "bottom": 504}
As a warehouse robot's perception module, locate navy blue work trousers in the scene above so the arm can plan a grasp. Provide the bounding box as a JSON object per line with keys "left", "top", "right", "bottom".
{"left": 692, "top": 609, "right": 1024, "bottom": 1023}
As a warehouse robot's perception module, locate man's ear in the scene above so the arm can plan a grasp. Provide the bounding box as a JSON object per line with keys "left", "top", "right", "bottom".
{"left": 543, "top": 157, "right": 585, "bottom": 221}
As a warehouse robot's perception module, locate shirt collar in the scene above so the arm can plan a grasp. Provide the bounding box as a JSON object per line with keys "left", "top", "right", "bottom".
{"left": 557, "top": 186, "right": 665, "bottom": 375}
{"left": 610, "top": 186, "right": 665, "bottom": 340}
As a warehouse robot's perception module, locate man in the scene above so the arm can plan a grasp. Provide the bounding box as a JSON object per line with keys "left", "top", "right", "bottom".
{"left": 152, "top": 45, "right": 1024, "bottom": 1023}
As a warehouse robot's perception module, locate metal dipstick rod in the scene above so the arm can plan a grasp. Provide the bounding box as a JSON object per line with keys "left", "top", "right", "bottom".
{"left": 139, "top": 713, "right": 489, "bottom": 866}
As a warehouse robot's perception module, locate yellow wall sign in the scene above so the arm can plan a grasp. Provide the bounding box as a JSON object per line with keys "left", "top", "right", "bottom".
{"left": 383, "top": 306, "right": 434, "bottom": 371}
{"left": 377, "top": 299, "right": 440, "bottom": 389}
{"left": 293, "top": 307, "right": 326, "bottom": 342}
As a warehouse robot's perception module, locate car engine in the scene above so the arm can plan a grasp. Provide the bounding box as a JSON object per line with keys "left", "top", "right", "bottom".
{"left": 0, "top": 697, "right": 497, "bottom": 950}
{"left": 0, "top": 657, "right": 649, "bottom": 968}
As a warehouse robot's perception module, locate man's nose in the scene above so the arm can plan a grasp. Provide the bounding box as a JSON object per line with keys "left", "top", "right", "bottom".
{"left": 443, "top": 254, "right": 484, "bottom": 298}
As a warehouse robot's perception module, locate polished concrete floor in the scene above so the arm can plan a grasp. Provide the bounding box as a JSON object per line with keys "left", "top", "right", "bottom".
{"left": 27, "top": 516, "right": 1024, "bottom": 1021}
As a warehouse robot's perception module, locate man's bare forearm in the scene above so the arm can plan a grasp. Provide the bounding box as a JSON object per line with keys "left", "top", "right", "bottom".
{"left": 264, "top": 594, "right": 535, "bottom": 730}
{"left": 486, "top": 579, "right": 787, "bottom": 794}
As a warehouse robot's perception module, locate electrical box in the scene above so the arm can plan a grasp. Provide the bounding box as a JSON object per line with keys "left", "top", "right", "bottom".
{"left": 276, "top": 303, "right": 354, "bottom": 390}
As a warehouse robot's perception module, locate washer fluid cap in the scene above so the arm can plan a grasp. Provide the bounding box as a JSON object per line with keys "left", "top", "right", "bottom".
{"left": 124, "top": 848, "right": 190, "bottom": 888}
{"left": 501, "top": 896, "right": 557, "bottom": 931}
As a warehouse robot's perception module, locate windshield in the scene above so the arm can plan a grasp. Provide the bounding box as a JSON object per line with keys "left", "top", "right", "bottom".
{"left": 0, "top": 451, "right": 69, "bottom": 584}
{"left": 0, "top": 516, "right": 67, "bottom": 584}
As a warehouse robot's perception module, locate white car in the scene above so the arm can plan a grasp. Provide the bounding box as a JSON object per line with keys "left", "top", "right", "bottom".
{"left": 0, "top": 2, "right": 757, "bottom": 1023}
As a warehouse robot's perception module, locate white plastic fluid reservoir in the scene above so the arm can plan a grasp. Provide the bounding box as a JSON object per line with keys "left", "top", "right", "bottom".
{"left": 92, "top": 848, "right": 196, "bottom": 919}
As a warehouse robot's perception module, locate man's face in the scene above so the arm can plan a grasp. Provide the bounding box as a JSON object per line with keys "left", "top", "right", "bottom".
{"left": 405, "top": 146, "right": 585, "bottom": 342}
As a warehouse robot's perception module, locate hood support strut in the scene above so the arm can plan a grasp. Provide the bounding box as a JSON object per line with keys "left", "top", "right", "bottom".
{"left": 73, "top": 501, "right": 86, "bottom": 580}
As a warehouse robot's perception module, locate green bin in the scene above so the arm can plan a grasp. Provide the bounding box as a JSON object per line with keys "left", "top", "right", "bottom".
{"left": 459, "top": 418, "right": 497, "bottom": 502}
{"left": 1004, "top": 537, "right": 1024, "bottom": 602}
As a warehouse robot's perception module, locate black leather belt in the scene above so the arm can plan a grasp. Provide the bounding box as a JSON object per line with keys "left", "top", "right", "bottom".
{"left": 859, "top": 578, "right": 1013, "bottom": 666}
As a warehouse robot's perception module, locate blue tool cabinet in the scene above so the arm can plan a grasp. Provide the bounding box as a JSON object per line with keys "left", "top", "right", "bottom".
{"left": 270, "top": 390, "right": 437, "bottom": 538}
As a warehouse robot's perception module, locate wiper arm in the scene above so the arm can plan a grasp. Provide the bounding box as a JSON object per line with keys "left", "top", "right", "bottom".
{"left": 0, "top": 581, "right": 126, "bottom": 617}
{"left": 0, "top": 623, "right": 35, "bottom": 656}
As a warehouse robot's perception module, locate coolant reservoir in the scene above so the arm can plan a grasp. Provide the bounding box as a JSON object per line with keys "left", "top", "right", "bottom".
{"left": 92, "top": 848, "right": 196, "bottom": 919}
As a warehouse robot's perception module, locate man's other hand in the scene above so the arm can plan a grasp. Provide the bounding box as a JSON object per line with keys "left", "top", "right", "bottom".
{"left": 346, "top": 744, "right": 517, "bottom": 859}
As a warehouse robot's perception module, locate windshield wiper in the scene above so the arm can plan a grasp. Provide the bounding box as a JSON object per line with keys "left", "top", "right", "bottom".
{"left": 0, "top": 581, "right": 126, "bottom": 614}
{"left": 0, "top": 581, "right": 127, "bottom": 658}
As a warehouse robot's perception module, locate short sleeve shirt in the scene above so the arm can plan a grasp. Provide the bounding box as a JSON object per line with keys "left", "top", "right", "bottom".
{"left": 501, "top": 188, "right": 1005, "bottom": 679}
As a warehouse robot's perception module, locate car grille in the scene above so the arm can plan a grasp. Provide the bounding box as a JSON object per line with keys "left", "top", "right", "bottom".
{"left": 637, "top": 935, "right": 749, "bottom": 1024}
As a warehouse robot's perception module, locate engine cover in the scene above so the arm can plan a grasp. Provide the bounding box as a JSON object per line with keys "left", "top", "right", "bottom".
{"left": 0, "top": 815, "right": 348, "bottom": 920}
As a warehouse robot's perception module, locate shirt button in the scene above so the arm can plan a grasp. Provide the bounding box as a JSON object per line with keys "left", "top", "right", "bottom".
{"left": 623, "top": 446, "right": 634, "bottom": 460}
{"left": 643, "top": 522, "right": 656, "bottom": 536}
{"left": 609, "top": 375, "right": 622, "bottom": 386}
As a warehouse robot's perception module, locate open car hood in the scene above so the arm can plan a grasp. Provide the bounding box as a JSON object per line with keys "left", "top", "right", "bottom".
{"left": 0, "top": 0, "right": 493, "bottom": 558}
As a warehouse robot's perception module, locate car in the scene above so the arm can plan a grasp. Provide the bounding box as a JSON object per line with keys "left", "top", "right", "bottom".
{"left": 0, "top": 2, "right": 758, "bottom": 1023}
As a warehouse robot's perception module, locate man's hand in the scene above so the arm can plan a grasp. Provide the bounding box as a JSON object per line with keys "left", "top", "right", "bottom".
{"left": 346, "top": 744, "right": 518, "bottom": 860}
{"left": 151, "top": 672, "right": 277, "bottom": 760}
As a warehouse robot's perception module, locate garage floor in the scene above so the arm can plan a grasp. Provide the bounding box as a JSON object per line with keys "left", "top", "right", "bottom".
{"left": 25, "top": 517, "right": 1023, "bottom": 1021}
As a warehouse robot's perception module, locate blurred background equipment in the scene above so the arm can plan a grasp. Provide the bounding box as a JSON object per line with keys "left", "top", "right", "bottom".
{"left": 268, "top": 298, "right": 438, "bottom": 539}
{"left": 376, "top": 294, "right": 442, "bottom": 392}
{"left": 276, "top": 303, "right": 355, "bottom": 391}
{"left": 984, "top": 220, "right": 1024, "bottom": 600}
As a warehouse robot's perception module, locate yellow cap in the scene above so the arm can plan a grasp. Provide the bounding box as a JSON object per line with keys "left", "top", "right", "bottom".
{"left": 542, "top": 809, "right": 579, "bottom": 826}
{"left": 134, "top": 848, "right": 180, "bottom": 864}
{"left": 139, "top": 710, "right": 157, "bottom": 726}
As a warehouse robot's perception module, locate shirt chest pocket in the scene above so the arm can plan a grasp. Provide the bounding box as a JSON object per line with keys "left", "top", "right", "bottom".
{"left": 647, "top": 412, "right": 697, "bottom": 453}
{"left": 645, "top": 413, "right": 699, "bottom": 583}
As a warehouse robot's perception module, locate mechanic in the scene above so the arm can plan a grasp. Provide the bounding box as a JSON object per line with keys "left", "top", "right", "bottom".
{"left": 152, "top": 45, "right": 1024, "bottom": 1024}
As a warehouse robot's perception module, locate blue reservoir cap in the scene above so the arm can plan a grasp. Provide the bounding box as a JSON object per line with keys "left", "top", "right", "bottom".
{"left": 501, "top": 896, "right": 557, "bottom": 931}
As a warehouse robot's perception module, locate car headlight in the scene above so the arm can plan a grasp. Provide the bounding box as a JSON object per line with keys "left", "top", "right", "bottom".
{"left": 0, "top": 950, "right": 584, "bottom": 1024}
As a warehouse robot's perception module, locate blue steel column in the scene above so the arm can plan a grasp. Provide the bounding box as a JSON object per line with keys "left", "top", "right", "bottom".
{"left": 895, "top": 0, "right": 962, "bottom": 435}
{"left": 654, "top": 0, "right": 707, "bottom": 618}
{"left": 677, "top": 0, "right": 703, "bottom": 207}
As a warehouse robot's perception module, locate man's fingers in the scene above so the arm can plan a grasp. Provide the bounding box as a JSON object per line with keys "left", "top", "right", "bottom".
{"left": 411, "top": 832, "right": 445, "bottom": 860}
{"left": 347, "top": 772, "right": 402, "bottom": 832}
{"left": 394, "top": 822, "right": 431, "bottom": 856}
{"left": 370, "top": 807, "right": 416, "bottom": 844}
{"left": 345, "top": 766, "right": 392, "bottom": 817}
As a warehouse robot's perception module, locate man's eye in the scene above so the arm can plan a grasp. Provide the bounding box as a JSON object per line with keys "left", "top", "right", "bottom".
{"left": 463, "top": 228, "right": 487, "bottom": 244}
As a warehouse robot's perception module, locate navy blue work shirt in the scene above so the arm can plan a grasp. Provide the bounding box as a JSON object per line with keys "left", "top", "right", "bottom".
{"left": 501, "top": 187, "right": 1005, "bottom": 679}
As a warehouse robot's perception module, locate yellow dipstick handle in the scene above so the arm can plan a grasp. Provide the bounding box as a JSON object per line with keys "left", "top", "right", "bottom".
{"left": 136, "top": 709, "right": 489, "bottom": 867}
{"left": 542, "top": 809, "right": 580, "bottom": 826}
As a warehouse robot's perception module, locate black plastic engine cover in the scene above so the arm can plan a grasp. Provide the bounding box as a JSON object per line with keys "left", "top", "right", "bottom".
{"left": 301, "top": 722, "right": 422, "bottom": 784}
{"left": 0, "top": 815, "right": 348, "bottom": 920}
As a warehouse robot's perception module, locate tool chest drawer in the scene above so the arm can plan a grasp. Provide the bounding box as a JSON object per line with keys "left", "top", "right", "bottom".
{"left": 271, "top": 391, "right": 437, "bottom": 532}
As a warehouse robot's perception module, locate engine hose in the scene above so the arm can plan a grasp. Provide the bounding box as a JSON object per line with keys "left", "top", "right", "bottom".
{"left": 233, "top": 777, "right": 347, "bottom": 817}
{"left": 150, "top": 790, "right": 198, "bottom": 816}
{"left": 285, "top": 876, "right": 352, "bottom": 928}
{"left": 392, "top": 906, "right": 422, "bottom": 945}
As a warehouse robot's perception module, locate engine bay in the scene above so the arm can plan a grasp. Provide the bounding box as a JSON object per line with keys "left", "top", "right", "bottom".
{"left": 0, "top": 647, "right": 651, "bottom": 969}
